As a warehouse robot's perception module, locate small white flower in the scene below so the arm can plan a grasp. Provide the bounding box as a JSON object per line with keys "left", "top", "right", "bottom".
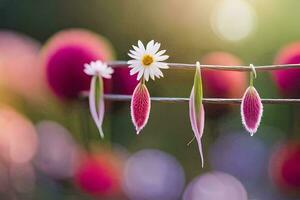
{"left": 84, "top": 60, "right": 114, "bottom": 79}
{"left": 128, "top": 40, "right": 169, "bottom": 81}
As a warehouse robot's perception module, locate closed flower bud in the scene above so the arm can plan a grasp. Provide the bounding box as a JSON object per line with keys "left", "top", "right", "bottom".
{"left": 130, "top": 83, "right": 151, "bottom": 134}
{"left": 189, "top": 62, "right": 205, "bottom": 167}
{"left": 241, "top": 86, "right": 263, "bottom": 136}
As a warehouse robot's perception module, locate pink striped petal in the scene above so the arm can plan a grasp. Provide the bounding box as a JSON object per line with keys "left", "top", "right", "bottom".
{"left": 88, "top": 76, "right": 105, "bottom": 138}
{"left": 189, "top": 87, "right": 205, "bottom": 167}
{"left": 130, "top": 83, "right": 151, "bottom": 134}
{"left": 241, "top": 86, "right": 263, "bottom": 136}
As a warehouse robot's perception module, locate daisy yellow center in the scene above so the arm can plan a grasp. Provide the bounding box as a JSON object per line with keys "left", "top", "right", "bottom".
{"left": 142, "top": 55, "right": 154, "bottom": 66}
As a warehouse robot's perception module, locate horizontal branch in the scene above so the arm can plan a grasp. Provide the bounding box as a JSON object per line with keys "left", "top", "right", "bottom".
{"left": 107, "top": 61, "right": 300, "bottom": 71}
{"left": 101, "top": 94, "right": 300, "bottom": 104}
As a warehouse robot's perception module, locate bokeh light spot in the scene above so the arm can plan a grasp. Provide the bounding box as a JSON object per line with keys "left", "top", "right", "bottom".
{"left": 211, "top": 0, "right": 256, "bottom": 42}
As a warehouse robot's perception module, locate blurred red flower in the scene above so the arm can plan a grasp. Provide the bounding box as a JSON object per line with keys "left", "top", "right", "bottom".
{"left": 269, "top": 141, "right": 300, "bottom": 195}
{"left": 74, "top": 152, "right": 122, "bottom": 197}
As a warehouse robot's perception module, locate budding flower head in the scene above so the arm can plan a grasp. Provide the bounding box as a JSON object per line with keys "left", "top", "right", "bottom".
{"left": 128, "top": 40, "right": 168, "bottom": 135}
{"left": 189, "top": 62, "right": 205, "bottom": 167}
{"left": 130, "top": 83, "right": 151, "bottom": 134}
{"left": 241, "top": 64, "right": 263, "bottom": 136}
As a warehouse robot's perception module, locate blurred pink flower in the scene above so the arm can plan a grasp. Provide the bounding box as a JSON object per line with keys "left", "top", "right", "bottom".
{"left": 35, "top": 120, "right": 80, "bottom": 180}
{"left": 272, "top": 42, "right": 300, "bottom": 98}
{"left": 241, "top": 86, "right": 263, "bottom": 136}
{"left": 201, "top": 52, "right": 246, "bottom": 118}
{"left": 0, "top": 105, "right": 38, "bottom": 164}
{"left": 112, "top": 67, "right": 138, "bottom": 95}
{"left": 130, "top": 83, "right": 151, "bottom": 134}
{"left": 74, "top": 153, "right": 122, "bottom": 197}
{"left": 40, "top": 29, "right": 114, "bottom": 100}
{"left": 269, "top": 141, "right": 300, "bottom": 194}
{"left": 0, "top": 31, "right": 47, "bottom": 103}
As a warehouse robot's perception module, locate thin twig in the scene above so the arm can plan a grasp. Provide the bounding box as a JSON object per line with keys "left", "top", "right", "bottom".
{"left": 107, "top": 61, "right": 300, "bottom": 71}
{"left": 92, "top": 94, "right": 300, "bottom": 104}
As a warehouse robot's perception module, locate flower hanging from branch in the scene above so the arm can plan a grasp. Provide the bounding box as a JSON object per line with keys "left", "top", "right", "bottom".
{"left": 241, "top": 64, "right": 263, "bottom": 136}
{"left": 128, "top": 40, "right": 169, "bottom": 134}
{"left": 189, "top": 62, "right": 205, "bottom": 168}
{"left": 84, "top": 61, "right": 114, "bottom": 138}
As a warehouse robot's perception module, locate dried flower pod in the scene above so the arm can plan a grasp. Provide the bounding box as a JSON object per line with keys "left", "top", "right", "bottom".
{"left": 189, "top": 62, "right": 205, "bottom": 167}
{"left": 241, "top": 86, "right": 263, "bottom": 136}
{"left": 130, "top": 83, "right": 151, "bottom": 134}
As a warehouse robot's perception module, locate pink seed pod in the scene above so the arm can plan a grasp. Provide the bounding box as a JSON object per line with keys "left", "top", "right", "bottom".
{"left": 189, "top": 88, "right": 205, "bottom": 168}
{"left": 130, "top": 83, "right": 151, "bottom": 134}
{"left": 241, "top": 86, "right": 263, "bottom": 136}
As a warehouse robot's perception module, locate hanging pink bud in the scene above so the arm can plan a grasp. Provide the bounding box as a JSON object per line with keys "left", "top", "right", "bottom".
{"left": 189, "top": 62, "right": 205, "bottom": 167}
{"left": 131, "top": 83, "right": 151, "bottom": 134}
{"left": 241, "top": 86, "right": 263, "bottom": 136}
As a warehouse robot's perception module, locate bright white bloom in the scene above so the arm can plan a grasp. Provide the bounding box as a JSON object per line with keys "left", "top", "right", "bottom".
{"left": 128, "top": 40, "right": 169, "bottom": 81}
{"left": 84, "top": 60, "right": 114, "bottom": 79}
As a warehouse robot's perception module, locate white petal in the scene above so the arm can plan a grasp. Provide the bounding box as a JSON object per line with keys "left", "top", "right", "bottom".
{"left": 102, "top": 74, "right": 112, "bottom": 79}
{"left": 132, "top": 45, "right": 142, "bottom": 53}
{"left": 146, "top": 40, "right": 154, "bottom": 51}
{"left": 129, "top": 50, "right": 139, "bottom": 56}
{"left": 151, "top": 42, "right": 161, "bottom": 54}
{"left": 128, "top": 60, "right": 140, "bottom": 65}
{"left": 149, "top": 67, "right": 155, "bottom": 80}
{"left": 107, "top": 67, "right": 114, "bottom": 74}
{"left": 138, "top": 40, "right": 145, "bottom": 52}
{"left": 156, "top": 62, "right": 169, "bottom": 69}
{"left": 144, "top": 68, "right": 150, "bottom": 81}
{"left": 130, "top": 66, "right": 142, "bottom": 75}
{"left": 153, "top": 67, "right": 164, "bottom": 78}
{"left": 137, "top": 68, "right": 145, "bottom": 80}
{"left": 156, "top": 55, "right": 169, "bottom": 62}
{"left": 128, "top": 53, "right": 139, "bottom": 59}
{"left": 155, "top": 49, "right": 166, "bottom": 57}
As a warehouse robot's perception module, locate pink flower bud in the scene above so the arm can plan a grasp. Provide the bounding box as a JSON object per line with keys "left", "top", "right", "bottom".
{"left": 241, "top": 86, "right": 263, "bottom": 136}
{"left": 189, "top": 62, "right": 205, "bottom": 167}
{"left": 130, "top": 83, "right": 151, "bottom": 134}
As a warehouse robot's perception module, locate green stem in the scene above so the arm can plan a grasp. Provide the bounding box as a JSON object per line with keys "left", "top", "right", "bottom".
{"left": 250, "top": 71, "right": 254, "bottom": 87}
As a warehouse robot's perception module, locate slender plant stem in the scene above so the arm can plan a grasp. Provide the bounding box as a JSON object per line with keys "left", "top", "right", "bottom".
{"left": 92, "top": 94, "right": 300, "bottom": 104}
{"left": 108, "top": 61, "right": 300, "bottom": 71}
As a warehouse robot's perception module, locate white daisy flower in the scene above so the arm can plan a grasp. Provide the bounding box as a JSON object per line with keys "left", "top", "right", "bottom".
{"left": 84, "top": 60, "right": 114, "bottom": 79}
{"left": 128, "top": 40, "right": 169, "bottom": 81}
